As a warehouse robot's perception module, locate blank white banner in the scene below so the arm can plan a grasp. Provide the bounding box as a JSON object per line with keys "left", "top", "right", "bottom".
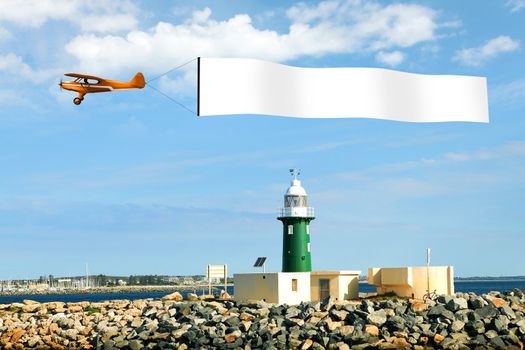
{"left": 197, "top": 57, "right": 489, "bottom": 123}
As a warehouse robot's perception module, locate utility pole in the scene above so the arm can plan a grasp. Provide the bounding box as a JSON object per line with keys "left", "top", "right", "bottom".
{"left": 85, "top": 263, "right": 90, "bottom": 289}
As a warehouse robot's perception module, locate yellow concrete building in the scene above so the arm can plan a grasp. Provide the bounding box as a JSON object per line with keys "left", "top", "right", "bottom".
{"left": 368, "top": 266, "right": 454, "bottom": 299}
{"left": 234, "top": 270, "right": 361, "bottom": 304}
{"left": 234, "top": 272, "right": 311, "bottom": 304}
{"left": 310, "top": 271, "right": 360, "bottom": 301}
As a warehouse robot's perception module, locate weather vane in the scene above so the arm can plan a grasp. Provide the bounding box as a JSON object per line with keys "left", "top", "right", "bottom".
{"left": 289, "top": 168, "right": 301, "bottom": 180}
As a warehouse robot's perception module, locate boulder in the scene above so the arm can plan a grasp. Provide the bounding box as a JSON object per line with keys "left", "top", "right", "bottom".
{"left": 427, "top": 305, "right": 455, "bottom": 320}
{"left": 446, "top": 297, "right": 468, "bottom": 312}
{"left": 489, "top": 336, "right": 506, "bottom": 348}
{"left": 365, "top": 324, "right": 379, "bottom": 337}
{"left": 331, "top": 309, "right": 349, "bottom": 321}
{"left": 220, "top": 290, "right": 232, "bottom": 300}
{"left": 475, "top": 305, "right": 498, "bottom": 319}
{"left": 161, "top": 292, "right": 183, "bottom": 301}
{"left": 184, "top": 293, "right": 199, "bottom": 301}
{"left": 450, "top": 320, "right": 465, "bottom": 332}
{"left": 410, "top": 301, "right": 428, "bottom": 313}
{"left": 367, "top": 310, "right": 387, "bottom": 326}
{"left": 433, "top": 333, "right": 445, "bottom": 344}
{"left": 491, "top": 297, "right": 507, "bottom": 308}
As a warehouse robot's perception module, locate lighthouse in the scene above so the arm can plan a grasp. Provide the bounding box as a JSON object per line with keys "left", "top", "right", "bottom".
{"left": 234, "top": 169, "right": 362, "bottom": 304}
{"left": 278, "top": 169, "right": 315, "bottom": 272}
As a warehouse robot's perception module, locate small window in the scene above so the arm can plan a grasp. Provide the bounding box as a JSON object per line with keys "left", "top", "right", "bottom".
{"left": 288, "top": 225, "right": 293, "bottom": 235}
{"left": 292, "top": 279, "right": 298, "bottom": 292}
{"left": 306, "top": 225, "right": 310, "bottom": 235}
{"left": 307, "top": 243, "right": 311, "bottom": 252}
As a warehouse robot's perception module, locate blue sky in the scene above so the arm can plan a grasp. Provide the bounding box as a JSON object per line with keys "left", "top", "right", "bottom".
{"left": 0, "top": 0, "right": 524, "bottom": 279}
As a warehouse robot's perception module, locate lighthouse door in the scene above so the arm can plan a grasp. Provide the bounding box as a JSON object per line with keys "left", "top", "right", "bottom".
{"left": 319, "top": 279, "right": 330, "bottom": 300}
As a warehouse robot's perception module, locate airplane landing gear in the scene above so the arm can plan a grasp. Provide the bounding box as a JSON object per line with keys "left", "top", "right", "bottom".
{"left": 73, "top": 97, "right": 83, "bottom": 105}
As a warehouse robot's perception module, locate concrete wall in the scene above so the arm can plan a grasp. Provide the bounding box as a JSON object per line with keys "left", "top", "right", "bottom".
{"left": 277, "top": 272, "right": 311, "bottom": 305}
{"left": 234, "top": 273, "right": 279, "bottom": 303}
{"left": 234, "top": 272, "right": 310, "bottom": 305}
{"left": 368, "top": 266, "right": 454, "bottom": 299}
{"left": 311, "top": 271, "right": 360, "bottom": 301}
{"left": 338, "top": 274, "right": 360, "bottom": 300}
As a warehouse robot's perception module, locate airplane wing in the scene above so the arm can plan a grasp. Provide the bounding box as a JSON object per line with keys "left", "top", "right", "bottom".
{"left": 64, "top": 73, "right": 104, "bottom": 80}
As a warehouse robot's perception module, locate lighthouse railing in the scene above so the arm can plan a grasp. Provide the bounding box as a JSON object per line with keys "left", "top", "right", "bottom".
{"left": 278, "top": 207, "right": 315, "bottom": 218}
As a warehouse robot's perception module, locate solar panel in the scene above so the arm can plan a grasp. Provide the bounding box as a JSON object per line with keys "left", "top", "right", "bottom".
{"left": 253, "top": 257, "right": 267, "bottom": 267}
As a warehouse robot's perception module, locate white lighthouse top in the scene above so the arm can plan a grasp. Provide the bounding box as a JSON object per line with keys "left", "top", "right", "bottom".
{"left": 279, "top": 170, "right": 314, "bottom": 218}
{"left": 285, "top": 179, "right": 307, "bottom": 196}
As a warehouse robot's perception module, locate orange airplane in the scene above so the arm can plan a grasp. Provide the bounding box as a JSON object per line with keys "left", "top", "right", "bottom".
{"left": 59, "top": 72, "right": 146, "bottom": 105}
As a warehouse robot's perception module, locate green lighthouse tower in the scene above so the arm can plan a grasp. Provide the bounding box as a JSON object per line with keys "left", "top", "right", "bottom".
{"left": 278, "top": 169, "right": 315, "bottom": 272}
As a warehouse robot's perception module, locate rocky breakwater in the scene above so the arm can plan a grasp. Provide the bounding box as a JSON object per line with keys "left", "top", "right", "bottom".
{"left": 0, "top": 290, "right": 524, "bottom": 349}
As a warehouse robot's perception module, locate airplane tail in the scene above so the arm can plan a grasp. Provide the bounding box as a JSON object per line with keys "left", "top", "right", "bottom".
{"left": 130, "top": 72, "right": 146, "bottom": 88}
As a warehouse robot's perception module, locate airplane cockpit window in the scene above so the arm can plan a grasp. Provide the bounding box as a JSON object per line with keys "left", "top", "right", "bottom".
{"left": 73, "top": 77, "right": 99, "bottom": 84}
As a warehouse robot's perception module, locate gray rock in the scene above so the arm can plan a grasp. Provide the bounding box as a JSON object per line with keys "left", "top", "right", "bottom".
{"left": 130, "top": 318, "right": 143, "bottom": 328}
{"left": 360, "top": 300, "right": 374, "bottom": 313}
{"left": 501, "top": 304, "right": 516, "bottom": 319}
{"left": 471, "top": 334, "right": 487, "bottom": 345}
{"left": 491, "top": 315, "right": 508, "bottom": 333}
{"left": 103, "top": 340, "right": 116, "bottom": 350}
{"left": 342, "top": 304, "right": 356, "bottom": 313}
{"left": 367, "top": 309, "right": 387, "bottom": 326}
{"left": 475, "top": 305, "right": 499, "bottom": 319}
{"left": 427, "top": 305, "right": 455, "bottom": 320}
{"left": 469, "top": 297, "right": 486, "bottom": 309}
{"left": 465, "top": 319, "right": 485, "bottom": 335}
{"left": 485, "top": 329, "right": 499, "bottom": 339}
{"left": 503, "top": 332, "right": 520, "bottom": 345}
{"left": 446, "top": 297, "right": 468, "bottom": 312}
{"left": 321, "top": 296, "right": 335, "bottom": 311}
{"left": 385, "top": 315, "right": 406, "bottom": 331}
{"left": 437, "top": 295, "right": 453, "bottom": 305}
{"left": 331, "top": 309, "right": 348, "bottom": 321}
{"left": 285, "top": 307, "right": 301, "bottom": 318}
{"left": 129, "top": 339, "right": 142, "bottom": 350}
{"left": 225, "top": 316, "right": 240, "bottom": 327}
{"left": 489, "top": 336, "right": 506, "bottom": 348}
{"left": 450, "top": 320, "right": 465, "bottom": 332}
{"left": 455, "top": 309, "right": 471, "bottom": 322}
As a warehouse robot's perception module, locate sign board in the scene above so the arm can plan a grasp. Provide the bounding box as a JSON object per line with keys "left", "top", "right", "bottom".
{"left": 206, "top": 264, "right": 228, "bottom": 296}
{"left": 207, "top": 264, "right": 227, "bottom": 279}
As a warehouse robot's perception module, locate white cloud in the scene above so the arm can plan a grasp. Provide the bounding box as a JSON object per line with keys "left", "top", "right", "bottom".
{"left": 0, "top": 0, "right": 137, "bottom": 33}
{"left": 492, "top": 79, "right": 525, "bottom": 105}
{"left": 506, "top": 0, "right": 525, "bottom": 12}
{"left": 454, "top": 35, "right": 519, "bottom": 66}
{"left": 0, "top": 53, "right": 58, "bottom": 82}
{"left": 65, "top": 2, "right": 440, "bottom": 77}
{"left": 80, "top": 14, "right": 137, "bottom": 33}
{"left": 0, "top": 26, "right": 10, "bottom": 41}
{"left": 445, "top": 141, "right": 525, "bottom": 162}
{"left": 375, "top": 50, "right": 405, "bottom": 66}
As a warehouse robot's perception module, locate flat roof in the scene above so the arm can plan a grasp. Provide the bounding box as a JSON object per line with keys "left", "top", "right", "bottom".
{"left": 311, "top": 270, "right": 361, "bottom": 276}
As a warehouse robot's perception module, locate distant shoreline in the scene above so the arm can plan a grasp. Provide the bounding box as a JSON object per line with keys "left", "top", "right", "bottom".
{"left": 454, "top": 277, "right": 525, "bottom": 282}
{"left": 0, "top": 284, "right": 228, "bottom": 297}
